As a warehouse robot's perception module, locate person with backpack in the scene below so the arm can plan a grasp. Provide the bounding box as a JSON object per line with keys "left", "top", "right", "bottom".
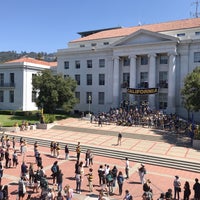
{"left": 117, "top": 171, "right": 124, "bottom": 195}
{"left": 51, "top": 161, "right": 59, "bottom": 185}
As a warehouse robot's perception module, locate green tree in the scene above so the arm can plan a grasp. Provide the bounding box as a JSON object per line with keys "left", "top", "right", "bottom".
{"left": 32, "top": 70, "right": 77, "bottom": 113}
{"left": 181, "top": 66, "right": 200, "bottom": 116}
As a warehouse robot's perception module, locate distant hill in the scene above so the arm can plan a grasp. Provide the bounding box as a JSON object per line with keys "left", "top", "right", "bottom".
{"left": 0, "top": 51, "right": 57, "bottom": 63}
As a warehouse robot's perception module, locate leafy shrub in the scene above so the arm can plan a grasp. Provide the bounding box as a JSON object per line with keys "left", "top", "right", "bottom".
{"left": 44, "top": 114, "right": 55, "bottom": 123}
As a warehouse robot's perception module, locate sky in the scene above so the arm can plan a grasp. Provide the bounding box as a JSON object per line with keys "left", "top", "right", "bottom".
{"left": 0, "top": 0, "right": 197, "bottom": 53}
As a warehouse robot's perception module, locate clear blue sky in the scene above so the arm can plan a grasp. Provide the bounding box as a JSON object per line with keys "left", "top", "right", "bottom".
{"left": 0, "top": 0, "right": 196, "bottom": 53}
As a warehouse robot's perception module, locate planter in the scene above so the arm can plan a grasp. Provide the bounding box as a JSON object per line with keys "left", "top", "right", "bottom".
{"left": 1, "top": 127, "right": 20, "bottom": 132}
{"left": 193, "top": 139, "right": 200, "bottom": 149}
{"left": 36, "top": 123, "right": 55, "bottom": 130}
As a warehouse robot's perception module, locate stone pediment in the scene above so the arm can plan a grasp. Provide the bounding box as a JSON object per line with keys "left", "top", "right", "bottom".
{"left": 112, "top": 29, "right": 178, "bottom": 47}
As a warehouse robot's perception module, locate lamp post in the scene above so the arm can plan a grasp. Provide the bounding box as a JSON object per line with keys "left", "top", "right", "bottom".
{"left": 88, "top": 95, "right": 91, "bottom": 115}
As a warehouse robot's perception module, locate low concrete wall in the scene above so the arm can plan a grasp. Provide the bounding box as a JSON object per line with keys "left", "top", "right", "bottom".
{"left": 36, "top": 123, "right": 55, "bottom": 130}
{"left": 193, "top": 139, "right": 200, "bottom": 150}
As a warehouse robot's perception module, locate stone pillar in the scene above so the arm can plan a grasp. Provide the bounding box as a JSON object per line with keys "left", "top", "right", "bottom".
{"left": 167, "top": 53, "right": 176, "bottom": 113}
{"left": 113, "top": 56, "right": 120, "bottom": 108}
{"left": 148, "top": 53, "right": 156, "bottom": 109}
{"left": 129, "top": 54, "right": 137, "bottom": 102}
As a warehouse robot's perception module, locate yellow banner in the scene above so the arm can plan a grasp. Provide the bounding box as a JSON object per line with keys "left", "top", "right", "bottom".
{"left": 127, "top": 88, "right": 158, "bottom": 95}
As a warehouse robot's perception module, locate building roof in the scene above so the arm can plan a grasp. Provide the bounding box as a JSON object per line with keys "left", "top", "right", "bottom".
{"left": 6, "top": 57, "right": 57, "bottom": 67}
{"left": 71, "top": 18, "right": 200, "bottom": 43}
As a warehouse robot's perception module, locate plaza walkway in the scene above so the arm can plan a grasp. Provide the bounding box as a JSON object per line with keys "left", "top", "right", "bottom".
{"left": 1, "top": 118, "right": 200, "bottom": 200}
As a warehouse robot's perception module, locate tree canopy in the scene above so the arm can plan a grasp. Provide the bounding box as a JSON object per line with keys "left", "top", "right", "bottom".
{"left": 181, "top": 66, "right": 200, "bottom": 112}
{"left": 32, "top": 70, "right": 77, "bottom": 113}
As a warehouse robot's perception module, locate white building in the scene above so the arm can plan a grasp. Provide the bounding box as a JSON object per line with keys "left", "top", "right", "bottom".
{"left": 56, "top": 18, "right": 200, "bottom": 120}
{"left": 0, "top": 57, "right": 57, "bottom": 111}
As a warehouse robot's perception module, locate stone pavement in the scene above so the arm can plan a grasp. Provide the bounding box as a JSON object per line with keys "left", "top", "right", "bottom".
{"left": 2, "top": 118, "right": 200, "bottom": 200}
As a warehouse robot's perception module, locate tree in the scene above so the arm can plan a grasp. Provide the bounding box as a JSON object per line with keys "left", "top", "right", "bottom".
{"left": 181, "top": 66, "right": 200, "bottom": 117}
{"left": 32, "top": 70, "right": 77, "bottom": 113}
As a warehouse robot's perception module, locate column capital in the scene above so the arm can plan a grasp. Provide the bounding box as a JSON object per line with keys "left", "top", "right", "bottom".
{"left": 112, "top": 56, "right": 120, "bottom": 61}
{"left": 167, "top": 52, "right": 177, "bottom": 57}
{"left": 129, "top": 54, "right": 137, "bottom": 59}
{"left": 148, "top": 53, "right": 157, "bottom": 58}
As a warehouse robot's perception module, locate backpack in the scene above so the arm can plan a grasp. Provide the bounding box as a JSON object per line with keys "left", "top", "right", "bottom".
{"left": 40, "top": 177, "right": 48, "bottom": 189}
{"left": 0, "top": 191, "right": 3, "bottom": 200}
{"left": 128, "top": 195, "right": 133, "bottom": 200}
{"left": 51, "top": 165, "right": 57, "bottom": 173}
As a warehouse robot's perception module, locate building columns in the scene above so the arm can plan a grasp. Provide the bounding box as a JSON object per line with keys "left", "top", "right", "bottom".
{"left": 129, "top": 55, "right": 137, "bottom": 102}
{"left": 148, "top": 53, "right": 156, "bottom": 109}
{"left": 113, "top": 56, "right": 120, "bottom": 107}
{"left": 167, "top": 53, "right": 176, "bottom": 113}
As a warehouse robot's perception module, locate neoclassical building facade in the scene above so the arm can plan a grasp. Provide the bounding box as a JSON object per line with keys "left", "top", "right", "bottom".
{"left": 57, "top": 18, "right": 200, "bottom": 119}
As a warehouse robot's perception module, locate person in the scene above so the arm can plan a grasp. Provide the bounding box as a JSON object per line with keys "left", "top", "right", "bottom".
{"left": 75, "top": 171, "right": 82, "bottom": 194}
{"left": 143, "top": 179, "right": 152, "bottom": 192}
{"left": 125, "top": 157, "right": 129, "bottom": 179}
{"left": 117, "top": 132, "right": 122, "bottom": 145}
{"left": 165, "top": 188, "right": 173, "bottom": 200}
{"left": 56, "top": 169, "right": 63, "bottom": 192}
{"left": 85, "top": 149, "right": 90, "bottom": 167}
{"left": 12, "top": 136, "right": 16, "bottom": 150}
{"left": 18, "top": 177, "right": 26, "bottom": 200}
{"left": 98, "top": 165, "right": 105, "bottom": 186}
{"left": 89, "top": 150, "right": 94, "bottom": 166}
{"left": 56, "top": 191, "right": 64, "bottom": 200}
{"left": 142, "top": 190, "right": 153, "bottom": 200}
{"left": 157, "top": 193, "right": 165, "bottom": 200}
{"left": 183, "top": 181, "right": 191, "bottom": 200}
{"left": 51, "top": 161, "right": 59, "bottom": 185}
{"left": 76, "top": 142, "right": 81, "bottom": 161}
{"left": 56, "top": 142, "right": 61, "bottom": 158}
{"left": 4, "top": 149, "right": 10, "bottom": 168}
{"left": 111, "top": 165, "right": 118, "bottom": 187}
{"left": 21, "top": 162, "right": 28, "bottom": 179}
{"left": 193, "top": 178, "right": 200, "bottom": 200}
{"left": 117, "top": 171, "right": 124, "bottom": 195}
{"left": 50, "top": 141, "right": 54, "bottom": 156}
{"left": 86, "top": 168, "right": 93, "bottom": 192}
{"left": 0, "top": 164, "right": 3, "bottom": 186}
{"left": 138, "top": 163, "right": 146, "bottom": 184}
{"left": 173, "top": 175, "right": 181, "bottom": 200}
{"left": 106, "top": 170, "right": 113, "bottom": 195}
{"left": 65, "top": 144, "right": 69, "bottom": 160}
{"left": 53, "top": 141, "right": 57, "bottom": 157}
{"left": 12, "top": 150, "right": 18, "bottom": 168}
{"left": 2, "top": 185, "right": 8, "bottom": 199}
{"left": 28, "top": 163, "right": 35, "bottom": 185}
{"left": 123, "top": 189, "right": 132, "bottom": 200}
{"left": 64, "top": 184, "right": 73, "bottom": 200}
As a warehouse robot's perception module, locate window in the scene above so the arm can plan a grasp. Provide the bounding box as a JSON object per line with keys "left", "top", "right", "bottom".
{"left": 140, "top": 72, "right": 148, "bottom": 88}
{"left": 99, "top": 59, "right": 105, "bottom": 68}
{"left": 103, "top": 42, "right": 109, "bottom": 45}
{"left": 98, "top": 92, "right": 104, "bottom": 104}
{"left": 64, "top": 61, "right": 69, "bottom": 69}
{"left": 75, "top": 60, "right": 80, "bottom": 68}
{"left": 141, "top": 55, "right": 148, "bottom": 65}
{"left": 87, "top": 60, "right": 92, "bottom": 68}
{"left": 10, "top": 73, "right": 14, "bottom": 86}
{"left": 122, "top": 73, "right": 130, "bottom": 88}
{"left": 91, "top": 43, "right": 97, "bottom": 47}
{"left": 99, "top": 74, "right": 105, "bottom": 85}
{"left": 75, "top": 92, "right": 80, "bottom": 103}
{"left": 0, "top": 73, "right": 4, "bottom": 86}
{"left": 0, "top": 91, "right": 4, "bottom": 102}
{"left": 64, "top": 75, "right": 69, "bottom": 79}
{"left": 160, "top": 55, "right": 168, "bottom": 64}
{"left": 194, "top": 52, "right": 200, "bottom": 62}
{"left": 159, "top": 72, "right": 168, "bottom": 88}
{"left": 9, "top": 90, "right": 14, "bottom": 103}
{"left": 159, "top": 93, "right": 168, "bottom": 109}
{"left": 177, "top": 33, "right": 185, "bottom": 37}
{"left": 75, "top": 74, "right": 80, "bottom": 85}
{"left": 32, "top": 91, "right": 37, "bottom": 102}
{"left": 86, "top": 92, "right": 92, "bottom": 104}
{"left": 87, "top": 74, "right": 92, "bottom": 85}
{"left": 123, "top": 57, "right": 130, "bottom": 66}
{"left": 195, "top": 31, "right": 200, "bottom": 36}
{"left": 80, "top": 44, "right": 85, "bottom": 47}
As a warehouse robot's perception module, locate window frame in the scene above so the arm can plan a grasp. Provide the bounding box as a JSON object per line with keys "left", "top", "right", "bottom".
{"left": 87, "top": 74, "right": 92, "bottom": 85}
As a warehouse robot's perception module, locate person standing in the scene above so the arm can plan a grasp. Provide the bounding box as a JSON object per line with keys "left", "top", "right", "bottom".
{"left": 51, "top": 161, "right": 59, "bottom": 185}
{"left": 4, "top": 149, "right": 10, "bottom": 168}
{"left": 65, "top": 144, "right": 69, "bottom": 160}
{"left": 117, "top": 171, "right": 124, "bottom": 195}
{"left": 125, "top": 157, "right": 129, "bottom": 179}
{"left": 76, "top": 142, "right": 81, "bottom": 161}
{"left": 57, "top": 169, "right": 63, "bottom": 192}
{"left": 111, "top": 165, "right": 118, "bottom": 187}
{"left": 117, "top": 132, "right": 122, "bottom": 145}
{"left": 138, "top": 163, "right": 146, "bottom": 184}
{"left": 183, "top": 181, "right": 191, "bottom": 200}
{"left": 173, "top": 175, "right": 181, "bottom": 200}
{"left": 123, "top": 190, "right": 132, "bottom": 200}
{"left": 56, "top": 143, "right": 61, "bottom": 158}
{"left": 12, "top": 150, "right": 18, "bottom": 168}
{"left": 193, "top": 178, "right": 200, "bottom": 200}
{"left": 86, "top": 168, "right": 93, "bottom": 192}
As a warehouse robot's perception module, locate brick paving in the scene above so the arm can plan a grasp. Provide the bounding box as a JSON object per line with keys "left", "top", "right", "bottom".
{"left": 1, "top": 118, "right": 200, "bottom": 200}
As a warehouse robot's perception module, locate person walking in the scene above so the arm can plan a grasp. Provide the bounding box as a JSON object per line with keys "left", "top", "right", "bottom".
{"left": 138, "top": 163, "right": 146, "bottom": 184}
{"left": 125, "top": 157, "right": 129, "bottom": 179}
{"left": 117, "top": 171, "right": 124, "bottom": 195}
{"left": 173, "top": 175, "right": 181, "bottom": 200}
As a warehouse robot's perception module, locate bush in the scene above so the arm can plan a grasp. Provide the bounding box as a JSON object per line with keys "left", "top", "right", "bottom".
{"left": 44, "top": 114, "right": 55, "bottom": 123}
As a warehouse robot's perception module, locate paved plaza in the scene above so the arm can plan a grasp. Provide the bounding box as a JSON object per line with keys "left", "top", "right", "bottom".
{"left": 1, "top": 118, "right": 200, "bottom": 200}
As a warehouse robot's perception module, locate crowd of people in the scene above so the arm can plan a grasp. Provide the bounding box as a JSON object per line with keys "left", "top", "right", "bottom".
{"left": 0, "top": 132, "right": 198, "bottom": 200}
